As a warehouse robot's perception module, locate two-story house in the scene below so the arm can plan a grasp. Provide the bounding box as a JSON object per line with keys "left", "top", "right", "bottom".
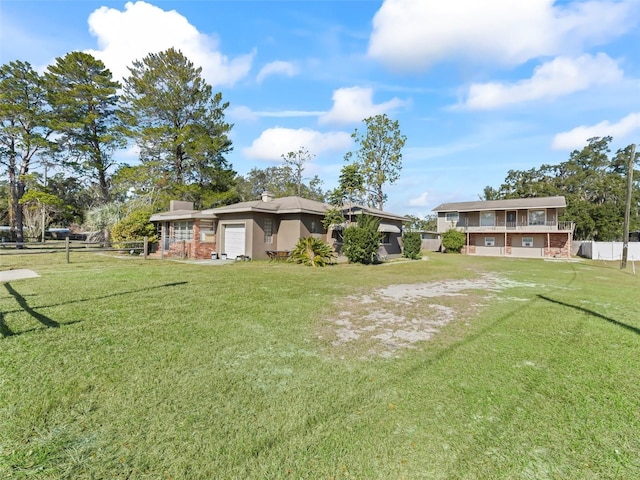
{"left": 432, "top": 196, "right": 574, "bottom": 258}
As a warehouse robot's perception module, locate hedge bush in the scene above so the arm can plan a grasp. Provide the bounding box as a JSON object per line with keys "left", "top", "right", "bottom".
{"left": 402, "top": 231, "right": 422, "bottom": 259}
{"left": 441, "top": 228, "right": 466, "bottom": 253}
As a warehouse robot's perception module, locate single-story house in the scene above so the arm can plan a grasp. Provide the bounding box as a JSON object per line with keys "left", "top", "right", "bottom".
{"left": 150, "top": 192, "right": 408, "bottom": 261}
{"left": 432, "top": 196, "right": 575, "bottom": 258}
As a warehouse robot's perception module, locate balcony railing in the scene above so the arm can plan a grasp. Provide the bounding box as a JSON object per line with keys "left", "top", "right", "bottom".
{"left": 461, "top": 221, "right": 574, "bottom": 232}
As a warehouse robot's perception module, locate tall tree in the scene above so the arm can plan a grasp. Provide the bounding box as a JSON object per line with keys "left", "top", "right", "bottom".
{"left": 45, "top": 51, "right": 126, "bottom": 205}
{"left": 236, "top": 166, "right": 324, "bottom": 202}
{"left": 281, "top": 147, "right": 314, "bottom": 196}
{"left": 120, "top": 48, "right": 233, "bottom": 194}
{"left": 0, "top": 61, "right": 52, "bottom": 244}
{"left": 345, "top": 114, "right": 406, "bottom": 210}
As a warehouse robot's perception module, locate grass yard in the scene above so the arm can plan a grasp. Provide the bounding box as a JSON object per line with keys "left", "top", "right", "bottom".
{"left": 1, "top": 251, "right": 639, "bottom": 479}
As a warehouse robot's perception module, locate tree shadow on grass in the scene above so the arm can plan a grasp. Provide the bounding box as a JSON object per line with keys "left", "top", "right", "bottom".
{"left": 537, "top": 294, "right": 640, "bottom": 336}
{"left": 5, "top": 283, "right": 60, "bottom": 328}
{"left": 1, "top": 281, "right": 187, "bottom": 338}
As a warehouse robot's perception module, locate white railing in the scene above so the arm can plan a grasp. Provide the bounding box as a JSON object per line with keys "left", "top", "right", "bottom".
{"left": 463, "top": 221, "right": 574, "bottom": 232}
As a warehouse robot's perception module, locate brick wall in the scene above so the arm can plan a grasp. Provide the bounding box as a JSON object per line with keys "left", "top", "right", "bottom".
{"left": 192, "top": 221, "right": 217, "bottom": 259}
{"left": 544, "top": 233, "right": 571, "bottom": 258}
{"left": 157, "top": 220, "right": 218, "bottom": 259}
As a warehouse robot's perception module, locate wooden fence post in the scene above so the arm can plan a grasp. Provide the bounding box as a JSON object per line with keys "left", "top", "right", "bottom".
{"left": 66, "top": 236, "right": 70, "bottom": 264}
{"left": 143, "top": 236, "right": 148, "bottom": 260}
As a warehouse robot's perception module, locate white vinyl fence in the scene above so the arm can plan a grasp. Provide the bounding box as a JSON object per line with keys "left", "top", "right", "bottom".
{"left": 579, "top": 241, "right": 640, "bottom": 261}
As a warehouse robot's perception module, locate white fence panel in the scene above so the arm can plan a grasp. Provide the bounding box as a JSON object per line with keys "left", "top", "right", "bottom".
{"left": 585, "top": 241, "right": 640, "bottom": 261}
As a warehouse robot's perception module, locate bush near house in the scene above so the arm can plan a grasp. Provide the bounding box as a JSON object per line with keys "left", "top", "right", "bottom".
{"left": 442, "top": 228, "right": 466, "bottom": 253}
{"left": 402, "top": 231, "right": 422, "bottom": 259}
{"left": 111, "top": 207, "right": 157, "bottom": 245}
{"left": 290, "top": 236, "right": 336, "bottom": 267}
{"left": 342, "top": 214, "right": 381, "bottom": 264}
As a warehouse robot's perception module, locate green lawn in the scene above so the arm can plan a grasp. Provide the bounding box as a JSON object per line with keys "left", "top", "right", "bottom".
{"left": 1, "top": 252, "right": 639, "bottom": 479}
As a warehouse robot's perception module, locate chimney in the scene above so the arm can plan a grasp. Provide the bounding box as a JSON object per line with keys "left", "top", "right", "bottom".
{"left": 261, "top": 191, "right": 274, "bottom": 202}
{"left": 170, "top": 200, "right": 194, "bottom": 211}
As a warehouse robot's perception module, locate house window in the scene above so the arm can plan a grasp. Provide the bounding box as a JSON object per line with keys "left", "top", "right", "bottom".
{"left": 528, "top": 209, "right": 546, "bottom": 226}
{"left": 480, "top": 211, "right": 495, "bottom": 227}
{"left": 173, "top": 221, "right": 193, "bottom": 241}
{"left": 522, "top": 237, "right": 534, "bottom": 247}
{"left": 310, "top": 219, "right": 322, "bottom": 234}
{"left": 484, "top": 236, "right": 495, "bottom": 247}
{"left": 381, "top": 233, "right": 391, "bottom": 244}
{"left": 445, "top": 212, "right": 459, "bottom": 223}
{"left": 264, "top": 218, "right": 273, "bottom": 244}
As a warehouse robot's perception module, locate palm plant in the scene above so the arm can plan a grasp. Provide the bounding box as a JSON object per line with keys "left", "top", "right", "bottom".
{"left": 290, "top": 236, "right": 336, "bottom": 267}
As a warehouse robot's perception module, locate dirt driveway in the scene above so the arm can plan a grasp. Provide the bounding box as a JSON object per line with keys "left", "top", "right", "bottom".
{"left": 319, "top": 273, "right": 536, "bottom": 358}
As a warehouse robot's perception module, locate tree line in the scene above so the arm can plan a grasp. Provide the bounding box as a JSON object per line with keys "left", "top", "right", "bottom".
{"left": 0, "top": 47, "right": 406, "bottom": 244}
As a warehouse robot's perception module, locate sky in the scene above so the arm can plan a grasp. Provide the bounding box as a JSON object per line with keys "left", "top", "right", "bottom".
{"left": 2, "top": 0, "right": 640, "bottom": 216}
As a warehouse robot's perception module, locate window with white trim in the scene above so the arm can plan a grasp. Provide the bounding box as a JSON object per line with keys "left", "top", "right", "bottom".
{"left": 172, "top": 221, "right": 193, "bottom": 241}
{"left": 445, "top": 212, "right": 459, "bottom": 223}
{"left": 528, "top": 209, "right": 546, "bottom": 226}
{"left": 264, "top": 218, "right": 273, "bottom": 244}
{"left": 480, "top": 211, "right": 495, "bottom": 227}
{"left": 484, "top": 236, "right": 495, "bottom": 247}
{"left": 522, "top": 237, "right": 534, "bottom": 247}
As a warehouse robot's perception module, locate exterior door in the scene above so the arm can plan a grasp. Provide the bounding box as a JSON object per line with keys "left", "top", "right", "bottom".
{"left": 224, "top": 224, "right": 246, "bottom": 259}
{"left": 506, "top": 211, "right": 517, "bottom": 228}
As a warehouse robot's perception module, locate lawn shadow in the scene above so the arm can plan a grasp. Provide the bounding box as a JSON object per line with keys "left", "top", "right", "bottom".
{"left": 0, "top": 311, "right": 14, "bottom": 337}
{"left": 537, "top": 294, "right": 640, "bottom": 336}
{"left": 1, "top": 281, "right": 188, "bottom": 337}
{"left": 4, "top": 282, "right": 59, "bottom": 328}
{"left": 2, "top": 281, "right": 189, "bottom": 316}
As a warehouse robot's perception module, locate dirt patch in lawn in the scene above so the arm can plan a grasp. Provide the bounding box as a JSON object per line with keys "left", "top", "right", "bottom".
{"left": 318, "top": 273, "right": 536, "bottom": 358}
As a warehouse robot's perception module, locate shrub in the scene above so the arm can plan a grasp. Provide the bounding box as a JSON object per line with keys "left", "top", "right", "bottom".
{"left": 402, "top": 231, "right": 422, "bottom": 259}
{"left": 441, "top": 228, "right": 466, "bottom": 253}
{"left": 290, "top": 237, "right": 336, "bottom": 267}
{"left": 111, "top": 207, "right": 158, "bottom": 245}
{"left": 342, "top": 214, "right": 381, "bottom": 264}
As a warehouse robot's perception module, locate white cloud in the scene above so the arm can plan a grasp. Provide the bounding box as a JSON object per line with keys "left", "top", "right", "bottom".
{"left": 243, "top": 127, "right": 352, "bottom": 161}
{"left": 368, "top": 0, "right": 636, "bottom": 71}
{"left": 408, "top": 192, "right": 430, "bottom": 207}
{"left": 227, "top": 106, "right": 259, "bottom": 122}
{"left": 552, "top": 113, "right": 640, "bottom": 150}
{"left": 319, "top": 86, "right": 408, "bottom": 125}
{"left": 227, "top": 106, "right": 325, "bottom": 122}
{"left": 85, "top": 1, "right": 253, "bottom": 86}
{"left": 463, "top": 54, "right": 623, "bottom": 110}
{"left": 255, "top": 110, "right": 326, "bottom": 118}
{"left": 256, "top": 60, "right": 298, "bottom": 84}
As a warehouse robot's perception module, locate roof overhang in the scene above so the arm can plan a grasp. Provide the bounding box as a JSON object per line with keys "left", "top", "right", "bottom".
{"left": 149, "top": 211, "right": 215, "bottom": 222}
{"left": 378, "top": 223, "right": 402, "bottom": 233}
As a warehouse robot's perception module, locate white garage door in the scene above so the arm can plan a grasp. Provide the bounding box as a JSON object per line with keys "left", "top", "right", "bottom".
{"left": 224, "top": 224, "right": 246, "bottom": 259}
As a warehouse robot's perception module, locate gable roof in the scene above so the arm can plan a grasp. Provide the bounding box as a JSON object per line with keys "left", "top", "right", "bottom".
{"left": 432, "top": 196, "right": 566, "bottom": 213}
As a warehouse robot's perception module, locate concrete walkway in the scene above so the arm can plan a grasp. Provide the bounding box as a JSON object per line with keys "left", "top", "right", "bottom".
{"left": 0, "top": 269, "right": 40, "bottom": 282}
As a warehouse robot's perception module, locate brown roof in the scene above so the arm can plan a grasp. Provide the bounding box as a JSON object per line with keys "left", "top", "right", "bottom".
{"left": 149, "top": 209, "right": 212, "bottom": 221}
{"left": 432, "top": 196, "right": 566, "bottom": 213}
{"left": 152, "top": 196, "right": 408, "bottom": 223}
{"left": 202, "top": 196, "right": 330, "bottom": 216}
{"left": 346, "top": 204, "right": 409, "bottom": 222}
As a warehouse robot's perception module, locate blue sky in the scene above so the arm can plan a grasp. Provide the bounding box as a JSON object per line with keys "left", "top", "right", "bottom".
{"left": 2, "top": 0, "right": 640, "bottom": 216}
